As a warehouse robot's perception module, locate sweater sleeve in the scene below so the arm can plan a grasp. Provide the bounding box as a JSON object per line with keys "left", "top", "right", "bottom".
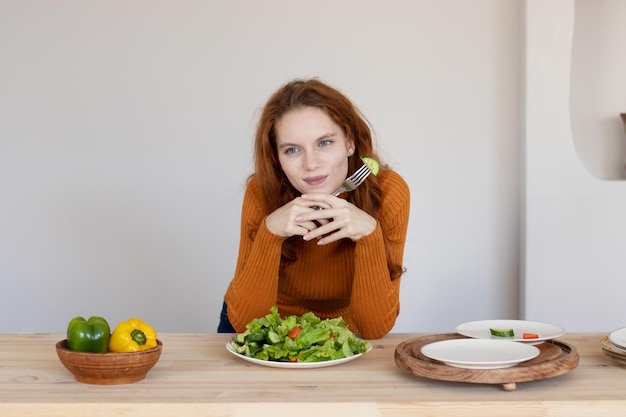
{"left": 223, "top": 179, "right": 287, "bottom": 332}
{"left": 349, "top": 170, "right": 410, "bottom": 339}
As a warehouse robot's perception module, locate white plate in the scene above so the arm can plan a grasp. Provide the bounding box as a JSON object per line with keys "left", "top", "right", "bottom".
{"left": 421, "top": 339, "right": 540, "bottom": 369}
{"left": 609, "top": 327, "right": 626, "bottom": 350}
{"left": 456, "top": 320, "right": 565, "bottom": 343}
{"left": 225, "top": 342, "right": 371, "bottom": 369}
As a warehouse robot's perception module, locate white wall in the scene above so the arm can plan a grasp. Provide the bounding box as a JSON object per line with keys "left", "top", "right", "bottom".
{"left": 524, "top": 0, "right": 626, "bottom": 332}
{"left": 0, "top": 1, "right": 522, "bottom": 333}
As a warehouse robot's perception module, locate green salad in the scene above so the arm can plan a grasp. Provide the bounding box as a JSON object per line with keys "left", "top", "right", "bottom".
{"left": 229, "top": 306, "right": 371, "bottom": 363}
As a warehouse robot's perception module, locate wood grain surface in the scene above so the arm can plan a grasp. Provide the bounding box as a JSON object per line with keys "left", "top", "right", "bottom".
{"left": 1, "top": 332, "right": 625, "bottom": 417}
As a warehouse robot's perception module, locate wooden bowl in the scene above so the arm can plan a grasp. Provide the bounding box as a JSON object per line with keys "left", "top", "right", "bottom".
{"left": 55, "top": 339, "right": 162, "bottom": 385}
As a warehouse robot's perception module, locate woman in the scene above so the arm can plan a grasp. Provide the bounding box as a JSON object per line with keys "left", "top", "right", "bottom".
{"left": 219, "top": 78, "right": 410, "bottom": 339}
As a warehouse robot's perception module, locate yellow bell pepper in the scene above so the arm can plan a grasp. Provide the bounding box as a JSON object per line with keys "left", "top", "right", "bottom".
{"left": 109, "top": 318, "right": 158, "bottom": 352}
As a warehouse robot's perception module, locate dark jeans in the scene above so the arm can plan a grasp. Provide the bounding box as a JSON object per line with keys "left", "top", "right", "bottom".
{"left": 217, "top": 302, "right": 236, "bottom": 333}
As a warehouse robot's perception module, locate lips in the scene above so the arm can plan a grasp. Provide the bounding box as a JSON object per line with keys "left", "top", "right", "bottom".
{"left": 303, "top": 175, "right": 327, "bottom": 187}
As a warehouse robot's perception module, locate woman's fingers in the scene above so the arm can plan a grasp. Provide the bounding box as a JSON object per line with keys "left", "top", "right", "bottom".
{"left": 301, "top": 204, "right": 376, "bottom": 244}
{"left": 266, "top": 196, "right": 335, "bottom": 237}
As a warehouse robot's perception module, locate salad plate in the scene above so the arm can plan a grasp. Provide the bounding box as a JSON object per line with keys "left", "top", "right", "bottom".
{"left": 608, "top": 327, "right": 626, "bottom": 350}
{"left": 226, "top": 342, "right": 371, "bottom": 369}
{"left": 456, "top": 320, "right": 565, "bottom": 343}
{"left": 420, "top": 339, "right": 540, "bottom": 370}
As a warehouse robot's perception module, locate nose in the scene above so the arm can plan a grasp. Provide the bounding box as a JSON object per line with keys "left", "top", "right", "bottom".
{"left": 303, "top": 152, "right": 321, "bottom": 171}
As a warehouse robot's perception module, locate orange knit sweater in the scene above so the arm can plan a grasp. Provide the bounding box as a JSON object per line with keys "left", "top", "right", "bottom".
{"left": 223, "top": 169, "right": 410, "bottom": 339}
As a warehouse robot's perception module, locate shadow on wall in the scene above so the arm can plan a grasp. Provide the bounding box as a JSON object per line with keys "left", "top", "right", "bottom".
{"left": 570, "top": 0, "right": 626, "bottom": 180}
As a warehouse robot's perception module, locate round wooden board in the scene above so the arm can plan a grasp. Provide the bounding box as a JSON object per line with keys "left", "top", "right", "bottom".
{"left": 394, "top": 333, "right": 579, "bottom": 391}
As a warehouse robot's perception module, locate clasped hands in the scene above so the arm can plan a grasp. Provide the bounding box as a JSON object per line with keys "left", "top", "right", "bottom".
{"left": 265, "top": 193, "right": 377, "bottom": 245}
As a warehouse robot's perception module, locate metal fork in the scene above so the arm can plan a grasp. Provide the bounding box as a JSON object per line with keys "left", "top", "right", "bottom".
{"left": 332, "top": 164, "right": 372, "bottom": 196}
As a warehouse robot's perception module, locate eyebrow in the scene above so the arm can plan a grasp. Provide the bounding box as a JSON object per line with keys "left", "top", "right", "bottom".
{"left": 277, "top": 133, "right": 336, "bottom": 150}
{"left": 277, "top": 142, "right": 298, "bottom": 151}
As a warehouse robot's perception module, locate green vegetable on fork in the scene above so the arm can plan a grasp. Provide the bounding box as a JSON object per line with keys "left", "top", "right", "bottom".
{"left": 360, "top": 156, "right": 380, "bottom": 176}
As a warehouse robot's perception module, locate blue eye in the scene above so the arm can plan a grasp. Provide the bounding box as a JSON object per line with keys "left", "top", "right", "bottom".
{"left": 284, "top": 147, "right": 299, "bottom": 154}
{"left": 319, "top": 139, "right": 333, "bottom": 147}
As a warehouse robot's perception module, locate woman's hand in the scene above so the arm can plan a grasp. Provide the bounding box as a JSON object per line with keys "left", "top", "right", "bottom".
{"left": 265, "top": 196, "right": 327, "bottom": 238}
{"left": 296, "top": 194, "right": 377, "bottom": 245}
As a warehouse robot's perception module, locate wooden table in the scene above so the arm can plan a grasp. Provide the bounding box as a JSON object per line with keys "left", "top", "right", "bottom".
{"left": 1, "top": 333, "right": 625, "bottom": 416}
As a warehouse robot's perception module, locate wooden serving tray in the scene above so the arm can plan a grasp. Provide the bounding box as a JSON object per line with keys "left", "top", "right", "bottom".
{"left": 394, "top": 333, "right": 579, "bottom": 391}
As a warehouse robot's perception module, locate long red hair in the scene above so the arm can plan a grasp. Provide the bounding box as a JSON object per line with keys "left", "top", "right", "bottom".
{"left": 251, "top": 78, "right": 403, "bottom": 279}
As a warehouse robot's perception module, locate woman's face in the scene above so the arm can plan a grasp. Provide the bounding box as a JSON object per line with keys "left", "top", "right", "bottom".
{"left": 274, "top": 106, "right": 355, "bottom": 195}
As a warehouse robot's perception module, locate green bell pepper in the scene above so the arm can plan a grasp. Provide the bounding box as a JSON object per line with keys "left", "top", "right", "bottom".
{"left": 66, "top": 316, "right": 111, "bottom": 353}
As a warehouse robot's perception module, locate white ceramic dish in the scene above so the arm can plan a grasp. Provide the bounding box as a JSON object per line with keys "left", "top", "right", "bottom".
{"left": 420, "top": 338, "right": 540, "bottom": 370}
{"left": 456, "top": 320, "right": 565, "bottom": 343}
{"left": 609, "top": 327, "right": 626, "bottom": 351}
{"left": 225, "top": 342, "right": 371, "bottom": 369}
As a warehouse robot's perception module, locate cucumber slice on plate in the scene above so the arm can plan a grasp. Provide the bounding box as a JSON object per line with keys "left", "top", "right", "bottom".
{"left": 489, "top": 328, "right": 515, "bottom": 337}
{"left": 360, "top": 156, "right": 380, "bottom": 176}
